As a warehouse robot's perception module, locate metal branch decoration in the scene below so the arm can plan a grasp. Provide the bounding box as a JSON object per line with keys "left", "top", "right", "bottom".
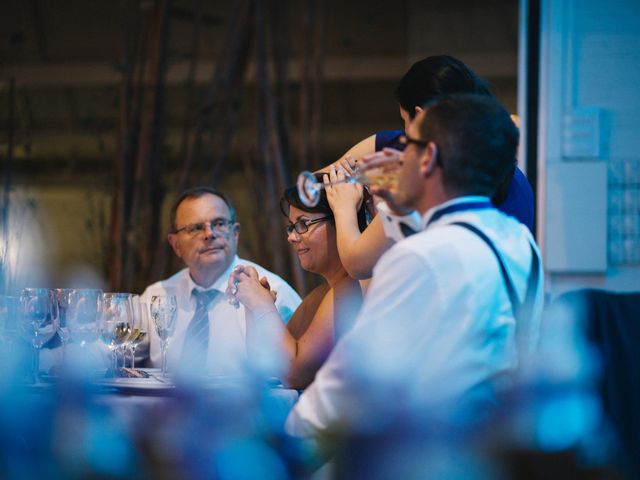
{"left": 108, "top": 0, "right": 324, "bottom": 295}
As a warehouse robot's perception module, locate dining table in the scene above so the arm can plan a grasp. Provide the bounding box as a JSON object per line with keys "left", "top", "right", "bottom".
{"left": 1, "top": 367, "right": 304, "bottom": 478}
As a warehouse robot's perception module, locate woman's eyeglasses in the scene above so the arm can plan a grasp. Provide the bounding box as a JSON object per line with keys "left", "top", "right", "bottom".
{"left": 285, "top": 216, "right": 332, "bottom": 235}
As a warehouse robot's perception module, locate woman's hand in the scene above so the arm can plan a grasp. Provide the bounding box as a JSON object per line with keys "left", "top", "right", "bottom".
{"left": 227, "top": 265, "right": 277, "bottom": 314}
{"left": 323, "top": 156, "right": 363, "bottom": 215}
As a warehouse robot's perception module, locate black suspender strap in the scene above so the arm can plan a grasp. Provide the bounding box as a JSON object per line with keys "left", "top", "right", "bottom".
{"left": 451, "top": 222, "right": 540, "bottom": 335}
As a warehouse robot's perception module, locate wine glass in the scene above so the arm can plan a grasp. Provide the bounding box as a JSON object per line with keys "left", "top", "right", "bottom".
{"left": 66, "top": 288, "right": 103, "bottom": 348}
{"left": 19, "top": 288, "right": 58, "bottom": 382}
{"left": 52, "top": 288, "right": 73, "bottom": 365}
{"left": 296, "top": 164, "right": 400, "bottom": 207}
{"left": 127, "top": 295, "right": 149, "bottom": 369}
{"left": 100, "top": 293, "right": 133, "bottom": 374}
{"left": 150, "top": 295, "right": 177, "bottom": 377}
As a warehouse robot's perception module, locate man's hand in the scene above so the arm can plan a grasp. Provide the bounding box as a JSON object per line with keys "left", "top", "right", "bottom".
{"left": 359, "top": 148, "right": 412, "bottom": 216}
{"left": 359, "top": 147, "right": 403, "bottom": 171}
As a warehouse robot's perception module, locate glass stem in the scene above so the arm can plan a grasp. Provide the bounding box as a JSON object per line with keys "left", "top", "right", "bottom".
{"left": 111, "top": 349, "right": 118, "bottom": 371}
{"left": 161, "top": 341, "right": 168, "bottom": 376}
{"left": 131, "top": 347, "right": 136, "bottom": 369}
{"left": 32, "top": 346, "right": 40, "bottom": 383}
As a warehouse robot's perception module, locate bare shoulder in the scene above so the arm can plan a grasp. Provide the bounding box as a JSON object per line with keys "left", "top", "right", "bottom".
{"left": 333, "top": 275, "right": 363, "bottom": 301}
{"left": 319, "top": 276, "right": 363, "bottom": 338}
{"left": 286, "top": 283, "right": 330, "bottom": 339}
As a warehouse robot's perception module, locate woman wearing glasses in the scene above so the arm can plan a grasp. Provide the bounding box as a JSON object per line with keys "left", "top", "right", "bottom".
{"left": 228, "top": 176, "right": 366, "bottom": 389}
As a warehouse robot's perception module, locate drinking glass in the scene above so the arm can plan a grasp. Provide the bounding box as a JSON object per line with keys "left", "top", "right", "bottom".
{"left": 66, "top": 288, "right": 103, "bottom": 348}
{"left": 19, "top": 288, "right": 58, "bottom": 381}
{"left": 296, "top": 165, "right": 400, "bottom": 207}
{"left": 52, "top": 288, "right": 73, "bottom": 364}
{"left": 128, "top": 295, "right": 149, "bottom": 369}
{"left": 100, "top": 293, "right": 133, "bottom": 373}
{"left": 150, "top": 295, "right": 177, "bottom": 377}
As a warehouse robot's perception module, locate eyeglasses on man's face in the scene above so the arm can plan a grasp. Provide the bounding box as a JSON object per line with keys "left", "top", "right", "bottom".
{"left": 174, "top": 218, "right": 234, "bottom": 237}
{"left": 399, "top": 133, "right": 429, "bottom": 148}
{"left": 285, "top": 216, "right": 332, "bottom": 236}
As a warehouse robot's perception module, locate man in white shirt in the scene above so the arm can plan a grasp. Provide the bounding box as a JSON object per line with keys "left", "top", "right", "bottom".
{"left": 286, "top": 94, "right": 543, "bottom": 437}
{"left": 141, "top": 187, "right": 301, "bottom": 376}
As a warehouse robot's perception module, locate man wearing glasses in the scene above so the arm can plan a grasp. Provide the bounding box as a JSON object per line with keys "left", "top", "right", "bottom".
{"left": 141, "top": 187, "right": 301, "bottom": 376}
{"left": 286, "top": 94, "right": 543, "bottom": 445}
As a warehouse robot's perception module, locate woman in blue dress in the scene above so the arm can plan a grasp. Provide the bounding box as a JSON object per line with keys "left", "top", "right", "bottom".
{"left": 321, "top": 55, "right": 534, "bottom": 281}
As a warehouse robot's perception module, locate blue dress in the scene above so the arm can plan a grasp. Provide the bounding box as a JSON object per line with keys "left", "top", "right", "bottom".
{"left": 375, "top": 130, "right": 534, "bottom": 232}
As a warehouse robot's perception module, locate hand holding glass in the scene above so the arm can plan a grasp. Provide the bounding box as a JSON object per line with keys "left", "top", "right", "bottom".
{"left": 297, "top": 153, "right": 401, "bottom": 207}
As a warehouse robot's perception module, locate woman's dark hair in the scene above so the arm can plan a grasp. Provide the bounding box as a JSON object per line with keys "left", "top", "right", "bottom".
{"left": 394, "top": 55, "right": 491, "bottom": 118}
{"left": 395, "top": 55, "right": 514, "bottom": 203}
{"left": 280, "top": 173, "right": 369, "bottom": 233}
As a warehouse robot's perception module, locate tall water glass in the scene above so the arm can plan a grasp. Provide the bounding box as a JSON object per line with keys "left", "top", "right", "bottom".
{"left": 150, "top": 295, "right": 177, "bottom": 377}
{"left": 100, "top": 293, "right": 133, "bottom": 372}
{"left": 19, "top": 288, "right": 58, "bottom": 381}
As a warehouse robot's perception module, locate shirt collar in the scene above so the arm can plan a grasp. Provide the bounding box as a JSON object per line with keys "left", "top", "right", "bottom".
{"left": 187, "top": 255, "right": 239, "bottom": 295}
{"left": 421, "top": 196, "right": 492, "bottom": 230}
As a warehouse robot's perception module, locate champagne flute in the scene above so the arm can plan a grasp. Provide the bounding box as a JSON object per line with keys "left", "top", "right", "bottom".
{"left": 296, "top": 164, "right": 400, "bottom": 208}
{"left": 127, "top": 296, "right": 149, "bottom": 369}
{"left": 150, "top": 295, "right": 177, "bottom": 377}
{"left": 19, "top": 288, "right": 58, "bottom": 382}
{"left": 100, "top": 293, "right": 133, "bottom": 374}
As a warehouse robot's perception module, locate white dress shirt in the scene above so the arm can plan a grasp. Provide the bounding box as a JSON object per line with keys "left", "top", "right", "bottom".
{"left": 286, "top": 196, "right": 544, "bottom": 437}
{"left": 141, "top": 255, "right": 301, "bottom": 376}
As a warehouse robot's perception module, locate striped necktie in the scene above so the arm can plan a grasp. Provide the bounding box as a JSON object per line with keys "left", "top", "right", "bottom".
{"left": 181, "top": 289, "right": 219, "bottom": 368}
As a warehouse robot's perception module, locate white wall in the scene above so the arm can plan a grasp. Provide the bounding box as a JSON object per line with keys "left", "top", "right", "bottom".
{"left": 536, "top": 0, "right": 640, "bottom": 295}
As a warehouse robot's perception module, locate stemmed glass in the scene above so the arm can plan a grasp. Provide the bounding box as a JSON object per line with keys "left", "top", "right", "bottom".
{"left": 127, "top": 295, "right": 149, "bottom": 369}
{"left": 296, "top": 164, "right": 400, "bottom": 207}
{"left": 66, "top": 288, "right": 103, "bottom": 348}
{"left": 150, "top": 295, "right": 177, "bottom": 377}
{"left": 52, "top": 288, "right": 73, "bottom": 365}
{"left": 100, "top": 293, "right": 133, "bottom": 373}
{"left": 19, "top": 288, "right": 58, "bottom": 382}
